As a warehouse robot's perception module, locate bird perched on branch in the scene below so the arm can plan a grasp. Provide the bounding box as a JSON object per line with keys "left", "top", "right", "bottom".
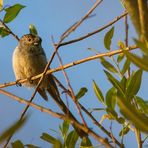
{"left": 12, "top": 34, "right": 59, "bottom": 101}
{"left": 12, "top": 34, "right": 87, "bottom": 137}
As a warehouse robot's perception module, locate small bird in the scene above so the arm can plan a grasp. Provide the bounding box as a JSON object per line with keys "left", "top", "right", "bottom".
{"left": 12, "top": 34, "right": 87, "bottom": 137}
{"left": 12, "top": 34, "right": 59, "bottom": 101}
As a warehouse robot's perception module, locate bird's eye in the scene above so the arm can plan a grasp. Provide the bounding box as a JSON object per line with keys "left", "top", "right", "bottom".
{"left": 28, "top": 38, "right": 32, "bottom": 42}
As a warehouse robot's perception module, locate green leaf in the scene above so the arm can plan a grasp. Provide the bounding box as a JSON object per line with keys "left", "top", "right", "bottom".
{"left": 75, "top": 87, "right": 88, "bottom": 100}
{"left": 104, "top": 26, "right": 114, "bottom": 50}
{"left": 0, "top": 116, "right": 28, "bottom": 143}
{"left": 106, "top": 107, "right": 118, "bottom": 120}
{"left": 117, "top": 53, "right": 125, "bottom": 63}
{"left": 126, "top": 69, "right": 142, "bottom": 100}
{"left": 41, "top": 133, "right": 62, "bottom": 147}
{"left": 53, "top": 140, "right": 63, "bottom": 148}
{"left": 134, "top": 39, "right": 148, "bottom": 55}
{"left": 80, "top": 136, "right": 92, "bottom": 147}
{"left": 93, "top": 80, "right": 104, "bottom": 103}
{"left": 104, "top": 70, "right": 125, "bottom": 98}
{"left": 100, "top": 57, "right": 118, "bottom": 73}
{"left": 120, "top": 76, "right": 127, "bottom": 92}
{"left": 106, "top": 87, "right": 116, "bottom": 109}
{"left": 124, "top": 50, "right": 148, "bottom": 71}
{"left": 117, "top": 92, "right": 148, "bottom": 133}
{"left": 12, "top": 140, "right": 24, "bottom": 148}
{"left": 25, "top": 144, "right": 40, "bottom": 148}
{"left": 59, "top": 120, "right": 70, "bottom": 139}
{"left": 0, "top": 27, "right": 10, "bottom": 37}
{"left": 119, "top": 125, "right": 130, "bottom": 137}
{"left": 29, "top": 24, "right": 38, "bottom": 35}
{"left": 3, "top": 4, "right": 25, "bottom": 23}
{"left": 135, "top": 96, "right": 148, "bottom": 115}
{"left": 118, "top": 41, "right": 125, "bottom": 49}
{"left": 65, "top": 130, "right": 79, "bottom": 148}
{"left": 121, "top": 59, "right": 131, "bottom": 75}
{"left": 41, "top": 133, "right": 57, "bottom": 144}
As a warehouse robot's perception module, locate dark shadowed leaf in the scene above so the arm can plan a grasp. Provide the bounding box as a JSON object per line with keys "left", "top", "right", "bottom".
{"left": 106, "top": 87, "right": 116, "bottom": 109}
{"left": 100, "top": 57, "right": 118, "bottom": 73}
{"left": 126, "top": 69, "right": 142, "bottom": 100}
{"left": 0, "top": 116, "right": 28, "bottom": 143}
{"left": 0, "top": 27, "right": 10, "bottom": 37}
{"left": 12, "top": 140, "right": 24, "bottom": 148}
{"left": 65, "top": 130, "right": 79, "bottom": 148}
{"left": 3, "top": 4, "right": 25, "bottom": 23}
{"left": 93, "top": 80, "right": 104, "bottom": 103}
{"left": 104, "top": 26, "right": 114, "bottom": 50}
{"left": 75, "top": 87, "right": 88, "bottom": 100}
{"left": 29, "top": 24, "right": 38, "bottom": 35}
{"left": 80, "top": 136, "right": 92, "bottom": 147}
{"left": 124, "top": 51, "right": 148, "bottom": 71}
{"left": 119, "top": 124, "right": 130, "bottom": 137}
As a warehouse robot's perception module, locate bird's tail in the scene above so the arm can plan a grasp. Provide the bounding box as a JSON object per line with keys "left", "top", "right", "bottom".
{"left": 46, "top": 74, "right": 87, "bottom": 138}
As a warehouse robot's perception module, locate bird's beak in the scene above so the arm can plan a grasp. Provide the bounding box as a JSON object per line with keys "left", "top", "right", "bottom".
{"left": 34, "top": 42, "right": 39, "bottom": 46}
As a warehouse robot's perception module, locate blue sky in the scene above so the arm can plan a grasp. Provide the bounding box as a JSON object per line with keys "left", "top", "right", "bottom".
{"left": 0, "top": 0, "right": 147, "bottom": 147}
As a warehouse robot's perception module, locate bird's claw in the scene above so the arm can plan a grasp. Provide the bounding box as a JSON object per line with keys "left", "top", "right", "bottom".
{"left": 15, "top": 79, "right": 22, "bottom": 87}
{"left": 27, "top": 76, "right": 33, "bottom": 84}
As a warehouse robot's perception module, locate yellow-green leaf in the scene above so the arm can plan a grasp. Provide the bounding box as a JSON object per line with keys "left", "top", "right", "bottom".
{"left": 65, "top": 130, "right": 79, "bottom": 148}
{"left": 29, "top": 24, "right": 38, "bottom": 35}
{"left": 0, "top": 116, "right": 28, "bottom": 143}
{"left": 117, "top": 93, "right": 148, "bottom": 134}
{"left": 80, "top": 137, "right": 92, "bottom": 147}
{"left": 134, "top": 39, "right": 148, "bottom": 55}
{"left": 75, "top": 87, "right": 88, "bottom": 100}
{"left": 0, "top": 0, "right": 3, "bottom": 10}
{"left": 100, "top": 57, "right": 118, "bottom": 73}
{"left": 126, "top": 69, "right": 142, "bottom": 99}
{"left": 124, "top": 51, "right": 148, "bottom": 71}
{"left": 121, "top": 59, "right": 131, "bottom": 75}
{"left": 3, "top": 4, "right": 25, "bottom": 23}
{"left": 93, "top": 80, "right": 104, "bottom": 103}
{"left": 106, "top": 87, "right": 116, "bottom": 109}
{"left": 12, "top": 140, "right": 24, "bottom": 148}
{"left": 104, "top": 27, "right": 114, "bottom": 50}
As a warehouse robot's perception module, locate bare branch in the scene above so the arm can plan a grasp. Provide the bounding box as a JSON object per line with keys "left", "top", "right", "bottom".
{"left": 0, "top": 89, "right": 113, "bottom": 148}
{"left": 0, "top": 45, "right": 137, "bottom": 89}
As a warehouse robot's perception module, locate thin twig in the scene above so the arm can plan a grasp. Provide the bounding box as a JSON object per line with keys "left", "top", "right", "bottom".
{"left": 3, "top": 0, "right": 104, "bottom": 146}
{"left": 51, "top": 36, "right": 87, "bottom": 128}
{"left": 61, "top": 0, "right": 103, "bottom": 39}
{"left": 58, "top": 12, "right": 128, "bottom": 47}
{"left": 0, "top": 45, "right": 137, "bottom": 89}
{"left": 53, "top": 76, "right": 123, "bottom": 147}
{"left": 0, "top": 19, "right": 19, "bottom": 41}
{"left": 124, "top": 13, "right": 131, "bottom": 78}
{"left": 0, "top": 89, "right": 113, "bottom": 148}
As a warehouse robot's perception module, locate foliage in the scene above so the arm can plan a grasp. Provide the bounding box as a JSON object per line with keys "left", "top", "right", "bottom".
{"left": 0, "top": 0, "right": 148, "bottom": 148}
